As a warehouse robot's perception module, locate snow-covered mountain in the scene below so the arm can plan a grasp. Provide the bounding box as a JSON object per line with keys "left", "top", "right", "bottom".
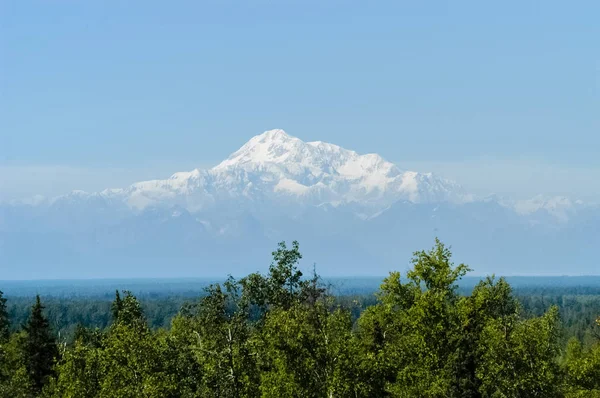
{"left": 62, "top": 129, "right": 471, "bottom": 214}
{"left": 1, "top": 129, "right": 598, "bottom": 279}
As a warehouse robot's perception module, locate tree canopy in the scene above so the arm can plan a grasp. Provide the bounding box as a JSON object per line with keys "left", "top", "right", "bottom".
{"left": 1, "top": 239, "right": 600, "bottom": 397}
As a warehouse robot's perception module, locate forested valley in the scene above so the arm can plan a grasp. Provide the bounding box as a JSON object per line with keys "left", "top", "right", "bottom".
{"left": 2, "top": 240, "right": 600, "bottom": 397}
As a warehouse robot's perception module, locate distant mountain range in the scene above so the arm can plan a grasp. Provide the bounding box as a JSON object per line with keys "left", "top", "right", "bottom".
{"left": 1, "top": 129, "right": 598, "bottom": 279}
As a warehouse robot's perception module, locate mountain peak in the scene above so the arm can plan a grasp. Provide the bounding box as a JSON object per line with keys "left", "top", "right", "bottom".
{"left": 201, "top": 129, "right": 473, "bottom": 207}
{"left": 215, "top": 129, "right": 306, "bottom": 169}
{"left": 19, "top": 129, "right": 470, "bottom": 213}
{"left": 244, "top": 129, "right": 298, "bottom": 149}
{"left": 259, "top": 128, "right": 293, "bottom": 141}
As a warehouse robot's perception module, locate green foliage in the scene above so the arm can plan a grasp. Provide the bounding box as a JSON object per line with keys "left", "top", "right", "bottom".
{"left": 362, "top": 239, "right": 472, "bottom": 397}
{"left": 187, "top": 278, "right": 259, "bottom": 397}
{"left": 73, "top": 324, "right": 103, "bottom": 348}
{"left": 111, "top": 290, "right": 122, "bottom": 322}
{"left": 0, "top": 290, "right": 9, "bottom": 342}
{"left": 47, "top": 341, "right": 102, "bottom": 398}
{"left": 0, "top": 332, "right": 34, "bottom": 397}
{"left": 112, "top": 290, "right": 145, "bottom": 327}
{"left": 164, "top": 316, "right": 206, "bottom": 396}
{"left": 477, "top": 305, "right": 563, "bottom": 397}
{"left": 241, "top": 240, "right": 308, "bottom": 312}
{"left": 564, "top": 337, "right": 600, "bottom": 396}
{"left": 97, "top": 322, "right": 177, "bottom": 397}
{"left": 24, "top": 295, "right": 59, "bottom": 394}
{"left": 453, "top": 276, "right": 520, "bottom": 396}
{"left": 49, "top": 292, "right": 180, "bottom": 398}
{"left": 2, "top": 239, "right": 600, "bottom": 396}
{"left": 257, "top": 301, "right": 360, "bottom": 397}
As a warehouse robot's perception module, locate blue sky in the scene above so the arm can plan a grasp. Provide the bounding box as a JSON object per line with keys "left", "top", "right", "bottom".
{"left": 1, "top": 0, "right": 598, "bottom": 200}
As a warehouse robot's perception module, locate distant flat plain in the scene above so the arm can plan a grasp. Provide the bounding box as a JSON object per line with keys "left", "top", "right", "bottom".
{"left": 3, "top": 276, "right": 600, "bottom": 298}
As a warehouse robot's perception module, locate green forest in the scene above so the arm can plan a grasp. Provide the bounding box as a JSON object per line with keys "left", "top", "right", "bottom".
{"left": 2, "top": 240, "right": 600, "bottom": 397}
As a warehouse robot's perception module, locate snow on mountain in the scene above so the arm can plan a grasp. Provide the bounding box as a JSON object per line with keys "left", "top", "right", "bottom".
{"left": 96, "top": 129, "right": 471, "bottom": 213}
{"left": 511, "top": 195, "right": 585, "bottom": 223}
{"left": 513, "top": 195, "right": 580, "bottom": 214}
{"left": 7, "top": 129, "right": 586, "bottom": 222}
{"left": 4, "top": 129, "right": 600, "bottom": 278}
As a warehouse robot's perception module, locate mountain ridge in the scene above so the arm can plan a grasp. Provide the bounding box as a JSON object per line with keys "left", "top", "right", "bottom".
{"left": 5, "top": 129, "right": 589, "bottom": 221}
{"left": 11, "top": 129, "right": 476, "bottom": 211}
{"left": 2, "top": 129, "right": 598, "bottom": 278}
{"left": 17, "top": 130, "right": 586, "bottom": 218}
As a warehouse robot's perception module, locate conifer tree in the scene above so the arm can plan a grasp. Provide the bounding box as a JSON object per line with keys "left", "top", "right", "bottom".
{"left": 23, "top": 295, "right": 58, "bottom": 393}
{"left": 0, "top": 290, "right": 9, "bottom": 342}
{"left": 113, "top": 290, "right": 144, "bottom": 327}
{"left": 111, "top": 289, "right": 122, "bottom": 322}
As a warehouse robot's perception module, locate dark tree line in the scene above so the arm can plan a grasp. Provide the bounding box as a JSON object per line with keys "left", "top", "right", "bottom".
{"left": 1, "top": 239, "right": 600, "bottom": 397}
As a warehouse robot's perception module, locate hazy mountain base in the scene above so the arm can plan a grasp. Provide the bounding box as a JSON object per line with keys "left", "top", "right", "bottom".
{"left": 2, "top": 198, "right": 599, "bottom": 278}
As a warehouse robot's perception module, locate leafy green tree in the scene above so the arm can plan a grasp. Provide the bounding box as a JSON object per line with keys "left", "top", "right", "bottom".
{"left": 47, "top": 340, "right": 102, "bottom": 398}
{"left": 73, "top": 324, "right": 103, "bottom": 348}
{"left": 97, "top": 321, "right": 177, "bottom": 397}
{"left": 0, "top": 331, "right": 33, "bottom": 398}
{"left": 112, "top": 290, "right": 144, "bottom": 327}
{"left": 241, "top": 240, "right": 308, "bottom": 312}
{"left": 453, "top": 276, "right": 519, "bottom": 396}
{"left": 23, "top": 295, "right": 58, "bottom": 393}
{"left": 4, "top": 240, "right": 595, "bottom": 396}
{"left": 50, "top": 292, "right": 179, "bottom": 398}
{"left": 187, "top": 277, "right": 259, "bottom": 397}
{"left": 477, "top": 305, "right": 563, "bottom": 397}
{"left": 161, "top": 320, "right": 207, "bottom": 397}
{"left": 258, "top": 300, "right": 361, "bottom": 398}
{"left": 354, "top": 304, "right": 395, "bottom": 397}
{"left": 564, "top": 337, "right": 600, "bottom": 396}
{"left": 359, "top": 239, "right": 471, "bottom": 397}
